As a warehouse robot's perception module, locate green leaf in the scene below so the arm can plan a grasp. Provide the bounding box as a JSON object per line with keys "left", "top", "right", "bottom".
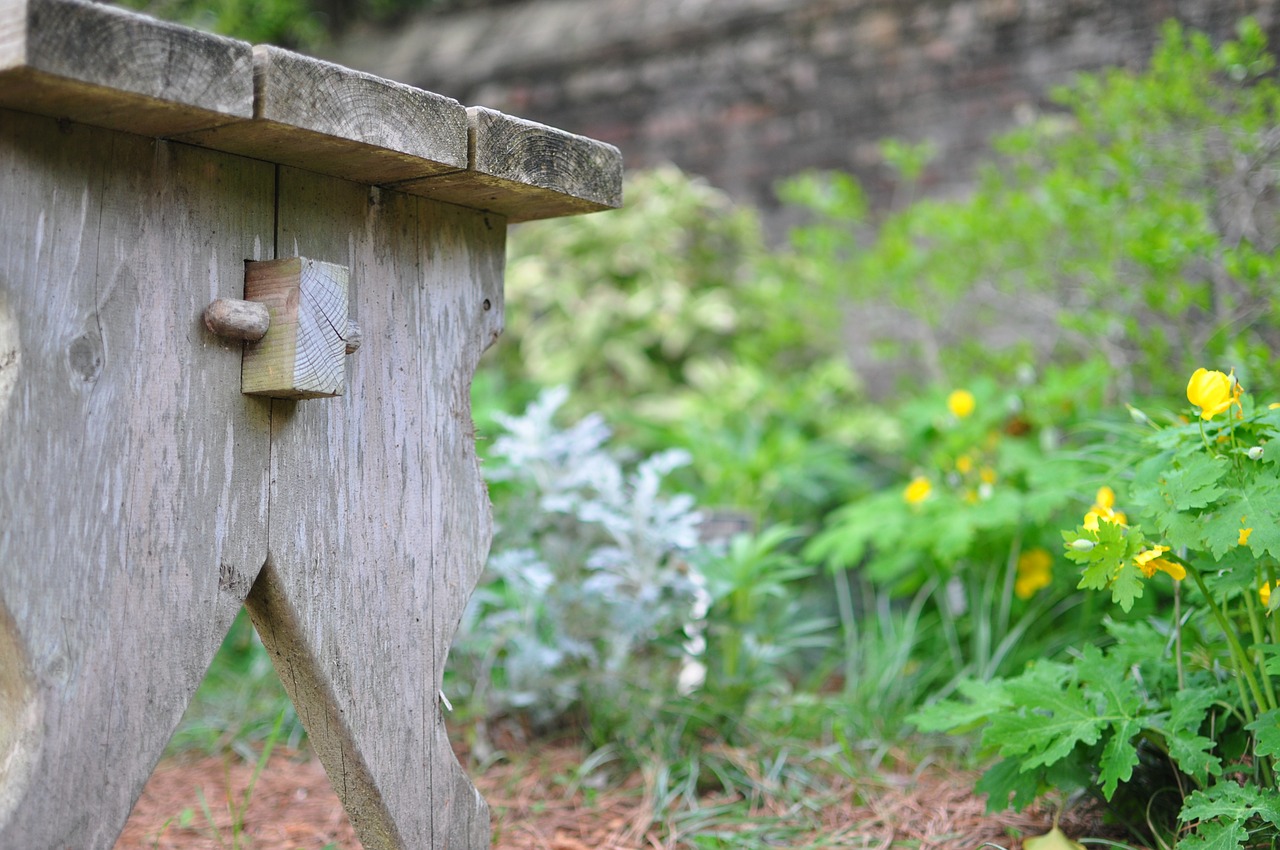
{"left": 1076, "top": 643, "right": 1141, "bottom": 716}
{"left": 1177, "top": 820, "right": 1248, "bottom": 850}
{"left": 927, "top": 506, "right": 978, "bottom": 563}
{"left": 986, "top": 672, "right": 1106, "bottom": 769}
{"left": 1255, "top": 643, "right": 1280, "bottom": 677}
{"left": 1165, "top": 688, "right": 1224, "bottom": 781}
{"left": 975, "top": 757, "right": 1043, "bottom": 814}
{"left": 1246, "top": 708, "right": 1280, "bottom": 758}
{"left": 1072, "top": 520, "right": 1145, "bottom": 610}
{"left": 1099, "top": 720, "right": 1140, "bottom": 799}
{"left": 1201, "top": 487, "right": 1280, "bottom": 560}
{"left": 1160, "top": 507, "right": 1212, "bottom": 553}
{"left": 1179, "top": 781, "right": 1279, "bottom": 850}
{"left": 1180, "top": 782, "right": 1267, "bottom": 824}
{"left": 1168, "top": 733, "right": 1223, "bottom": 783}
{"left": 1109, "top": 559, "right": 1146, "bottom": 613}
{"left": 1157, "top": 456, "right": 1231, "bottom": 510}
{"left": 1257, "top": 795, "right": 1280, "bottom": 828}
{"left": 907, "top": 678, "right": 1012, "bottom": 733}
{"left": 805, "top": 491, "right": 907, "bottom": 571}
{"left": 1169, "top": 685, "right": 1218, "bottom": 732}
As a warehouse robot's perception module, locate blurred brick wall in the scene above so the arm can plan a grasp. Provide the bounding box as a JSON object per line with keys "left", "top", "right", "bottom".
{"left": 329, "top": 0, "right": 1280, "bottom": 215}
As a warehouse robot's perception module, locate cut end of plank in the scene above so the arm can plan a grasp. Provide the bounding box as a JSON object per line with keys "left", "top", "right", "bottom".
{"left": 393, "top": 106, "right": 624, "bottom": 221}
{"left": 241, "top": 257, "right": 351, "bottom": 399}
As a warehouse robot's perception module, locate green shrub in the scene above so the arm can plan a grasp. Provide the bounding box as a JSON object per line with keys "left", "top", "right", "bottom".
{"left": 796, "top": 22, "right": 1280, "bottom": 845}
{"left": 496, "top": 166, "right": 869, "bottom": 529}
{"left": 778, "top": 19, "right": 1280, "bottom": 402}
{"left": 914, "top": 368, "right": 1280, "bottom": 849}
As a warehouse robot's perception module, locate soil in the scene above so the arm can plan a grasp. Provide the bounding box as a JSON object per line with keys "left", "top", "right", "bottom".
{"left": 114, "top": 740, "right": 1115, "bottom": 850}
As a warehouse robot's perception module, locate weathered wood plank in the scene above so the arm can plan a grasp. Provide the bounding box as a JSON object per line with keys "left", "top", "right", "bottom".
{"left": 0, "top": 109, "right": 272, "bottom": 848}
{"left": 0, "top": 0, "right": 253, "bottom": 136}
{"left": 0, "top": 1, "right": 621, "bottom": 221}
{"left": 246, "top": 169, "right": 500, "bottom": 850}
{"left": 396, "top": 105, "right": 624, "bottom": 221}
{"left": 176, "top": 45, "right": 469, "bottom": 185}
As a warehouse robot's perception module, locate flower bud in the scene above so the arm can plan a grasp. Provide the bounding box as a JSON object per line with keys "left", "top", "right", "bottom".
{"left": 1069, "top": 538, "right": 1096, "bottom": 552}
{"left": 1248, "top": 446, "right": 1264, "bottom": 460}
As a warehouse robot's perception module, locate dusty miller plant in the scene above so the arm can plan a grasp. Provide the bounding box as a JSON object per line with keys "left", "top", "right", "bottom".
{"left": 448, "top": 387, "right": 705, "bottom": 743}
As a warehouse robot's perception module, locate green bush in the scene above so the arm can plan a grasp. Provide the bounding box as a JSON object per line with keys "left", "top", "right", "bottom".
{"left": 496, "top": 166, "right": 870, "bottom": 528}
{"left": 790, "top": 20, "right": 1280, "bottom": 848}
{"left": 914, "top": 369, "right": 1280, "bottom": 849}
{"left": 778, "top": 19, "right": 1280, "bottom": 401}
{"left": 112, "top": 0, "right": 490, "bottom": 48}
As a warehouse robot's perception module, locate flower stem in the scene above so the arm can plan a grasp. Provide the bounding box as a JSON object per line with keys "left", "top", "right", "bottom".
{"left": 1176, "top": 555, "right": 1268, "bottom": 722}
{"left": 1174, "top": 579, "right": 1185, "bottom": 691}
{"left": 1198, "top": 419, "right": 1217, "bottom": 456}
{"left": 1242, "top": 590, "right": 1278, "bottom": 712}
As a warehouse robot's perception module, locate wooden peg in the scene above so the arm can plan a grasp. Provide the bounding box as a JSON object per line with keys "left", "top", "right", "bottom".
{"left": 241, "top": 257, "right": 353, "bottom": 399}
{"left": 203, "top": 298, "right": 271, "bottom": 341}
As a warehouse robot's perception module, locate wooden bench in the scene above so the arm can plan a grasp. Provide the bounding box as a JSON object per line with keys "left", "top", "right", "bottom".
{"left": 0, "top": 1, "right": 622, "bottom": 846}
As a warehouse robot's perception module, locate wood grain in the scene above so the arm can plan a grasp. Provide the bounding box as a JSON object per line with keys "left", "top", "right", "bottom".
{"left": 0, "top": 109, "right": 272, "bottom": 848}
{"left": 0, "top": 0, "right": 622, "bottom": 222}
{"left": 176, "top": 45, "right": 469, "bottom": 186}
{"left": 0, "top": 0, "right": 253, "bottom": 136}
{"left": 397, "top": 105, "right": 624, "bottom": 221}
{"left": 242, "top": 256, "right": 352, "bottom": 399}
{"left": 245, "top": 170, "right": 501, "bottom": 850}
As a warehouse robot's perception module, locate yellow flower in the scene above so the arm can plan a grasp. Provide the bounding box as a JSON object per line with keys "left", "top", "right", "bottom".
{"left": 1015, "top": 548, "right": 1053, "bottom": 600}
{"left": 1084, "top": 487, "right": 1126, "bottom": 529}
{"left": 1262, "top": 582, "right": 1273, "bottom": 607}
{"left": 948, "top": 389, "right": 976, "bottom": 418}
{"left": 1134, "top": 546, "right": 1184, "bottom": 580}
{"left": 956, "top": 454, "right": 974, "bottom": 474}
{"left": 904, "top": 476, "right": 932, "bottom": 505}
{"left": 980, "top": 466, "right": 998, "bottom": 485}
{"left": 1240, "top": 527, "right": 1253, "bottom": 547}
{"left": 1187, "top": 368, "right": 1242, "bottom": 420}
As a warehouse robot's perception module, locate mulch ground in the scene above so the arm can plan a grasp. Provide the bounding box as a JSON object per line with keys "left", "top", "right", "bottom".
{"left": 114, "top": 741, "right": 1113, "bottom": 850}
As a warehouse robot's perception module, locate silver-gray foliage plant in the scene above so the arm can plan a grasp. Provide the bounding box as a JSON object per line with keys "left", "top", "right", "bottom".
{"left": 450, "top": 386, "right": 706, "bottom": 729}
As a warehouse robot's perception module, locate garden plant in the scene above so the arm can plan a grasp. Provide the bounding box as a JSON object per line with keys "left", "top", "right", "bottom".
{"left": 147, "top": 13, "right": 1280, "bottom": 850}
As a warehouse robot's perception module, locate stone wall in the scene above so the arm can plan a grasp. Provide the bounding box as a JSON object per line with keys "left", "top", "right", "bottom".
{"left": 328, "top": 0, "right": 1280, "bottom": 214}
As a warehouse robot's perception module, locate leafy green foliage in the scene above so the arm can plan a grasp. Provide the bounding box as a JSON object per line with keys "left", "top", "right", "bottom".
{"left": 115, "top": 0, "right": 325, "bottom": 47}
{"left": 167, "top": 610, "right": 303, "bottom": 759}
{"left": 696, "top": 526, "right": 832, "bottom": 737}
{"left": 157, "top": 15, "right": 1280, "bottom": 850}
{"left": 112, "top": 0, "right": 494, "bottom": 48}
{"left": 500, "top": 167, "right": 770, "bottom": 418}
{"left": 779, "top": 19, "right": 1280, "bottom": 401}
{"left": 498, "top": 167, "right": 869, "bottom": 527}
{"left": 916, "top": 376, "right": 1280, "bottom": 848}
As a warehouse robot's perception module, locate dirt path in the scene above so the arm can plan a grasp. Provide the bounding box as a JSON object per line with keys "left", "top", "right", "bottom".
{"left": 115, "top": 743, "right": 1108, "bottom": 850}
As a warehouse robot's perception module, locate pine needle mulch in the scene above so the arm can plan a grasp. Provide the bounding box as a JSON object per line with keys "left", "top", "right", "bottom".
{"left": 115, "top": 739, "right": 1118, "bottom": 850}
